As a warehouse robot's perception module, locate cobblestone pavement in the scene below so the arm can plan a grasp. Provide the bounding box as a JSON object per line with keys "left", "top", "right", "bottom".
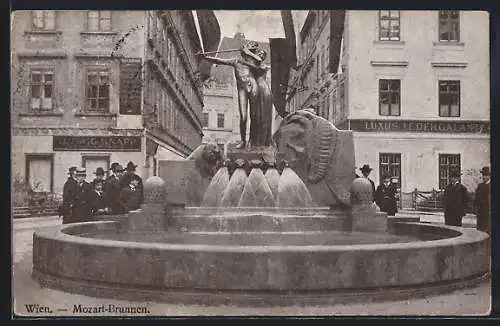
{"left": 12, "top": 216, "right": 491, "bottom": 317}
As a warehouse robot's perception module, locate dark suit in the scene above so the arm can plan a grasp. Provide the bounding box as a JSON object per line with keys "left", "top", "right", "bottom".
{"left": 72, "top": 181, "right": 93, "bottom": 223}
{"left": 105, "top": 175, "right": 124, "bottom": 214}
{"left": 443, "top": 182, "right": 469, "bottom": 227}
{"left": 60, "top": 177, "right": 78, "bottom": 224}
{"left": 120, "top": 172, "right": 144, "bottom": 204}
{"left": 474, "top": 181, "right": 491, "bottom": 233}
{"left": 120, "top": 186, "right": 142, "bottom": 213}
{"left": 375, "top": 183, "right": 398, "bottom": 216}
{"left": 89, "top": 189, "right": 107, "bottom": 215}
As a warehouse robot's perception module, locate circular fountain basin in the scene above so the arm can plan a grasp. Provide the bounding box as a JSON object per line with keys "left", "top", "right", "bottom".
{"left": 32, "top": 214, "right": 490, "bottom": 306}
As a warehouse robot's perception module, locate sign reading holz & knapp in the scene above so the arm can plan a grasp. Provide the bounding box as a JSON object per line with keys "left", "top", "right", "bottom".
{"left": 53, "top": 136, "right": 141, "bottom": 152}
{"left": 349, "top": 120, "right": 490, "bottom": 134}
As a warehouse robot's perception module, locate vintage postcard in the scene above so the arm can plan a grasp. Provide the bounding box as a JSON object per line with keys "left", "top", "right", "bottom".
{"left": 11, "top": 10, "right": 491, "bottom": 317}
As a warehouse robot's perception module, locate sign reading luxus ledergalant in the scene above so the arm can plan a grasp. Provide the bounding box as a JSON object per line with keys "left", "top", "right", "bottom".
{"left": 53, "top": 136, "right": 141, "bottom": 152}
{"left": 349, "top": 120, "right": 490, "bottom": 134}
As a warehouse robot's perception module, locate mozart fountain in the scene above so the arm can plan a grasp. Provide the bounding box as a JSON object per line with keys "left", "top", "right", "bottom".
{"left": 31, "top": 110, "right": 490, "bottom": 306}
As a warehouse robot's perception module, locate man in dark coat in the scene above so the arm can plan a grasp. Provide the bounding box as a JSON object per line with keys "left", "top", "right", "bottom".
{"left": 375, "top": 174, "right": 398, "bottom": 216}
{"left": 360, "top": 164, "right": 376, "bottom": 202}
{"left": 106, "top": 163, "right": 125, "bottom": 214}
{"left": 443, "top": 170, "right": 469, "bottom": 227}
{"left": 120, "top": 161, "right": 144, "bottom": 205}
{"left": 474, "top": 166, "right": 491, "bottom": 234}
{"left": 60, "top": 166, "right": 78, "bottom": 224}
{"left": 72, "top": 168, "right": 94, "bottom": 223}
{"left": 120, "top": 175, "right": 142, "bottom": 213}
{"left": 91, "top": 167, "right": 106, "bottom": 186}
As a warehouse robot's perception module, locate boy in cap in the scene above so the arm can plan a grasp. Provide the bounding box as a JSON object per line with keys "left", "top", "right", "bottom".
{"left": 60, "top": 166, "right": 79, "bottom": 224}
{"left": 106, "top": 163, "right": 125, "bottom": 214}
{"left": 89, "top": 167, "right": 107, "bottom": 215}
{"left": 120, "top": 174, "right": 142, "bottom": 213}
{"left": 442, "top": 169, "right": 469, "bottom": 227}
{"left": 474, "top": 166, "right": 491, "bottom": 234}
{"left": 360, "top": 164, "right": 376, "bottom": 202}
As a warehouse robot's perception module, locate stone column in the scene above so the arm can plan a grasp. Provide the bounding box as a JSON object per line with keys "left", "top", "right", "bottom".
{"left": 128, "top": 176, "right": 167, "bottom": 232}
{"left": 350, "top": 178, "right": 387, "bottom": 232}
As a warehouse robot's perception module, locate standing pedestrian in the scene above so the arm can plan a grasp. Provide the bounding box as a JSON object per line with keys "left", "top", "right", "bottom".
{"left": 121, "top": 161, "right": 144, "bottom": 204}
{"left": 375, "top": 174, "right": 398, "bottom": 216}
{"left": 60, "top": 166, "right": 78, "bottom": 224}
{"left": 91, "top": 167, "right": 106, "bottom": 185}
{"left": 72, "top": 168, "right": 93, "bottom": 223}
{"left": 359, "top": 164, "right": 376, "bottom": 201}
{"left": 89, "top": 177, "right": 107, "bottom": 216}
{"left": 106, "top": 163, "right": 124, "bottom": 214}
{"left": 120, "top": 175, "right": 142, "bottom": 213}
{"left": 442, "top": 170, "right": 469, "bottom": 227}
{"left": 474, "top": 166, "right": 491, "bottom": 234}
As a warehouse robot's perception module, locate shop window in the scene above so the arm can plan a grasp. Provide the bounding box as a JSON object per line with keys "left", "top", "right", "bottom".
{"left": 32, "top": 10, "right": 56, "bottom": 30}
{"left": 439, "top": 11, "right": 460, "bottom": 42}
{"left": 439, "top": 154, "right": 461, "bottom": 189}
{"left": 217, "top": 113, "right": 225, "bottom": 129}
{"left": 379, "top": 79, "right": 401, "bottom": 116}
{"left": 86, "top": 70, "right": 110, "bottom": 112}
{"left": 82, "top": 155, "right": 110, "bottom": 181}
{"left": 439, "top": 80, "right": 460, "bottom": 117}
{"left": 379, "top": 11, "right": 400, "bottom": 41}
{"left": 30, "top": 68, "right": 54, "bottom": 111}
{"left": 87, "top": 11, "right": 111, "bottom": 32}
{"left": 379, "top": 153, "right": 401, "bottom": 187}
{"left": 26, "top": 154, "right": 54, "bottom": 193}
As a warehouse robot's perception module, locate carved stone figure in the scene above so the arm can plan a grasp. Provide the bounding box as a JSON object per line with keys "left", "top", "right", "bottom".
{"left": 273, "top": 109, "right": 355, "bottom": 206}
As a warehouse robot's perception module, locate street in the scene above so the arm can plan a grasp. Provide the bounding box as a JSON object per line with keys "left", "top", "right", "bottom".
{"left": 12, "top": 214, "right": 490, "bottom": 317}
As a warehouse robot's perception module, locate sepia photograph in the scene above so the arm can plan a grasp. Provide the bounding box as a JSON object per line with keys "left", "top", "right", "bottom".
{"left": 11, "top": 9, "right": 491, "bottom": 317}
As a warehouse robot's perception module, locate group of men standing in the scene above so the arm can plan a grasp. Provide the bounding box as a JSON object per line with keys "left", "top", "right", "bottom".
{"left": 58, "top": 161, "right": 144, "bottom": 224}
{"left": 356, "top": 164, "right": 491, "bottom": 234}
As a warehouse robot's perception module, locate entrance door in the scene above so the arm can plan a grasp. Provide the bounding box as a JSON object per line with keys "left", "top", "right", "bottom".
{"left": 82, "top": 156, "right": 110, "bottom": 183}
{"left": 379, "top": 153, "right": 402, "bottom": 208}
{"left": 26, "top": 155, "right": 53, "bottom": 193}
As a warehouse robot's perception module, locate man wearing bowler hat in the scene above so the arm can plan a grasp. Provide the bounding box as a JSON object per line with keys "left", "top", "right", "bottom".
{"left": 474, "top": 166, "right": 491, "bottom": 234}
{"left": 60, "top": 166, "right": 79, "bottom": 224}
{"left": 106, "top": 163, "right": 125, "bottom": 214}
{"left": 120, "top": 161, "right": 144, "bottom": 204}
{"left": 442, "top": 169, "right": 469, "bottom": 227}
{"left": 360, "top": 164, "right": 376, "bottom": 202}
{"left": 89, "top": 167, "right": 107, "bottom": 215}
{"left": 72, "top": 168, "right": 94, "bottom": 223}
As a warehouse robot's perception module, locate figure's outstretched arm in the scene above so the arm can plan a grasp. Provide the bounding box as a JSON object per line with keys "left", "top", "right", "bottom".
{"left": 239, "top": 60, "right": 268, "bottom": 72}
{"left": 202, "top": 55, "right": 236, "bottom": 66}
{"left": 241, "top": 47, "right": 263, "bottom": 62}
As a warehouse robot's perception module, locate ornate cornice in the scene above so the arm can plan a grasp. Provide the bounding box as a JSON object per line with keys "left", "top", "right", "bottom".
{"left": 12, "top": 127, "right": 143, "bottom": 137}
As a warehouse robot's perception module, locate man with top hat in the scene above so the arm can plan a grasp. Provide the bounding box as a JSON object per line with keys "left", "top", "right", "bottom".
{"left": 442, "top": 169, "right": 469, "bottom": 227}
{"left": 72, "top": 168, "right": 94, "bottom": 223}
{"left": 359, "top": 164, "right": 376, "bottom": 202}
{"left": 474, "top": 166, "right": 491, "bottom": 234}
{"left": 106, "top": 163, "right": 125, "bottom": 214}
{"left": 120, "top": 161, "right": 144, "bottom": 205}
{"left": 60, "top": 166, "right": 79, "bottom": 224}
{"left": 89, "top": 167, "right": 107, "bottom": 215}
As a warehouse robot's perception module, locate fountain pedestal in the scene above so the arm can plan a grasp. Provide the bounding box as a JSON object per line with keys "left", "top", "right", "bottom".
{"left": 128, "top": 176, "right": 167, "bottom": 232}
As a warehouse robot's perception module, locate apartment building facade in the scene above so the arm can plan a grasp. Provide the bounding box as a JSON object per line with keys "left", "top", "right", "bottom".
{"left": 11, "top": 10, "right": 212, "bottom": 195}
{"left": 282, "top": 10, "right": 490, "bottom": 195}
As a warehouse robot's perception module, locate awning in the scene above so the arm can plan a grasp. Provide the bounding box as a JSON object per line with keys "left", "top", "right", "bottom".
{"left": 329, "top": 10, "right": 345, "bottom": 73}
{"left": 196, "top": 10, "right": 221, "bottom": 81}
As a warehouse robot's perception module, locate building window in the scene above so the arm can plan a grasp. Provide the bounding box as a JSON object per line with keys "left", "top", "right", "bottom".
{"left": 87, "top": 11, "right": 111, "bottom": 32}
{"left": 439, "top": 154, "right": 461, "bottom": 189}
{"left": 30, "top": 69, "right": 54, "bottom": 111}
{"left": 202, "top": 112, "right": 209, "bottom": 128}
{"left": 439, "top": 11, "right": 460, "bottom": 42}
{"left": 25, "top": 154, "right": 54, "bottom": 193}
{"left": 379, "top": 79, "right": 401, "bottom": 116}
{"left": 379, "top": 153, "right": 401, "bottom": 187}
{"left": 217, "top": 113, "right": 225, "bottom": 128}
{"left": 379, "top": 11, "right": 400, "bottom": 41}
{"left": 439, "top": 80, "right": 460, "bottom": 117}
{"left": 82, "top": 155, "right": 110, "bottom": 181}
{"left": 86, "top": 70, "right": 110, "bottom": 112}
{"left": 32, "top": 11, "right": 56, "bottom": 30}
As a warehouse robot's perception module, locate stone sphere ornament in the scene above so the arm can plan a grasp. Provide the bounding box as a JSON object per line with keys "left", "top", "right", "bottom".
{"left": 350, "top": 177, "right": 373, "bottom": 205}
{"left": 143, "top": 176, "right": 166, "bottom": 204}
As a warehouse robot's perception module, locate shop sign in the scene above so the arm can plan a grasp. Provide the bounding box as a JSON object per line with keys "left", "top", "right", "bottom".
{"left": 349, "top": 119, "right": 490, "bottom": 134}
{"left": 53, "top": 136, "right": 142, "bottom": 152}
